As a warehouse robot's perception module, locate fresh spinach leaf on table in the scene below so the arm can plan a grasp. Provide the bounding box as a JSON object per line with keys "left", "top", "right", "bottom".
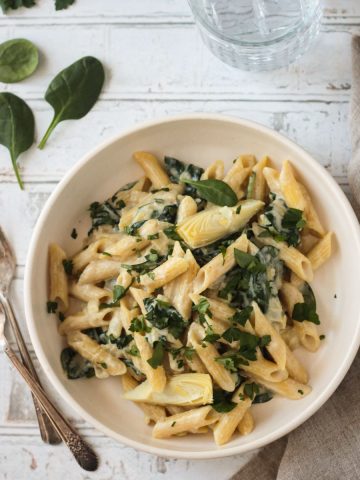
{"left": 0, "top": 38, "right": 39, "bottom": 83}
{"left": 0, "top": 0, "right": 76, "bottom": 12}
{"left": 39, "top": 56, "right": 104, "bottom": 149}
{"left": 0, "top": 92, "right": 35, "bottom": 189}
{"left": 55, "top": 0, "right": 74, "bottom": 10}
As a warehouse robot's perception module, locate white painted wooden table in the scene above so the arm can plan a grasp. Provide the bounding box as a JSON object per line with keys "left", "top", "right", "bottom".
{"left": 0, "top": 1, "right": 358, "bottom": 478}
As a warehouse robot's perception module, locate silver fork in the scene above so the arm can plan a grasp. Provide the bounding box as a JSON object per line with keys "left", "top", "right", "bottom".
{"left": 0, "top": 228, "right": 98, "bottom": 471}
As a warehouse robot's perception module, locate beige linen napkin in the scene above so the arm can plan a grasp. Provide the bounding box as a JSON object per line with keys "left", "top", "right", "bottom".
{"left": 232, "top": 36, "right": 360, "bottom": 480}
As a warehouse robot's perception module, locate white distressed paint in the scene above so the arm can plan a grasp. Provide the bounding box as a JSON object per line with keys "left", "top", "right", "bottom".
{"left": 0, "top": 24, "right": 354, "bottom": 100}
{"left": 0, "top": 0, "right": 356, "bottom": 478}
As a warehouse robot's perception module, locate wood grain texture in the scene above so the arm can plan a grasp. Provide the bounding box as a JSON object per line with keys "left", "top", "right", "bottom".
{"left": 0, "top": 0, "right": 356, "bottom": 478}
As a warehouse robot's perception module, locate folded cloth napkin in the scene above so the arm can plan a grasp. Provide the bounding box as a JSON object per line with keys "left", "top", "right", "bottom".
{"left": 231, "top": 35, "right": 360, "bottom": 480}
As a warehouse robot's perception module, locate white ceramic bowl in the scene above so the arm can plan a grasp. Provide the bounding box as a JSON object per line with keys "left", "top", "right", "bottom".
{"left": 25, "top": 114, "right": 360, "bottom": 459}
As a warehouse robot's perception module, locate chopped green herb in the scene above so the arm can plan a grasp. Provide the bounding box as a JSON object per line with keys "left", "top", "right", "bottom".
{"left": 298, "top": 389, "right": 304, "bottom": 395}
{"left": 99, "top": 284, "right": 128, "bottom": 309}
{"left": 244, "top": 382, "right": 260, "bottom": 400}
{"left": 219, "top": 245, "right": 227, "bottom": 265}
{"left": 193, "top": 298, "right": 212, "bottom": 326}
{"left": 100, "top": 362, "right": 108, "bottom": 369}
{"left": 46, "top": 301, "right": 58, "bottom": 313}
{"left": 147, "top": 233, "right": 160, "bottom": 240}
{"left": 128, "top": 345, "right": 140, "bottom": 357}
{"left": 234, "top": 249, "right": 266, "bottom": 273}
{"left": 147, "top": 340, "right": 165, "bottom": 369}
{"left": 129, "top": 316, "right": 151, "bottom": 335}
{"left": 236, "top": 205, "right": 242, "bottom": 215}
{"left": 320, "top": 334, "right": 326, "bottom": 340}
{"left": 102, "top": 251, "right": 112, "bottom": 257}
{"left": 58, "top": 311, "right": 65, "bottom": 322}
{"left": 62, "top": 259, "right": 73, "bottom": 275}
{"left": 71, "top": 228, "right": 78, "bottom": 239}
{"left": 171, "top": 421, "right": 176, "bottom": 427}
{"left": 246, "top": 172, "right": 256, "bottom": 199}
{"left": 259, "top": 335, "right": 271, "bottom": 347}
{"left": 230, "top": 306, "right": 253, "bottom": 326}
{"left": 203, "top": 327, "right": 221, "bottom": 344}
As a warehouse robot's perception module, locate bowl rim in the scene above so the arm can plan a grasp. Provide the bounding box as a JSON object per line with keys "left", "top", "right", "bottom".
{"left": 24, "top": 113, "right": 360, "bottom": 459}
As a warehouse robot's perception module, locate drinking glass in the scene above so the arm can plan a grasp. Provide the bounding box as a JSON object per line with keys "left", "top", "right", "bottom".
{"left": 187, "top": 0, "right": 322, "bottom": 71}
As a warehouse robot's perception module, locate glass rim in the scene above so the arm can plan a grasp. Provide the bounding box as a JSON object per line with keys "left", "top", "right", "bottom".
{"left": 187, "top": 1, "right": 322, "bottom": 47}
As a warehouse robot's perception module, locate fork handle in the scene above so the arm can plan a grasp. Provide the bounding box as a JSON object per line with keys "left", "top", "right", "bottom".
{"left": 0, "top": 295, "right": 61, "bottom": 445}
{"left": 4, "top": 341, "right": 98, "bottom": 472}
{"left": 1, "top": 296, "right": 61, "bottom": 444}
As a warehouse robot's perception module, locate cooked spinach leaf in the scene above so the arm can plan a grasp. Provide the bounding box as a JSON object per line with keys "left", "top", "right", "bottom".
{"left": 212, "top": 389, "right": 236, "bottom": 413}
{"left": 60, "top": 347, "right": 95, "bottom": 379}
{"left": 151, "top": 204, "right": 178, "bottom": 223}
{"left": 62, "top": 259, "right": 73, "bottom": 275}
{"left": 88, "top": 197, "right": 125, "bottom": 235}
{"left": 164, "top": 156, "right": 205, "bottom": 208}
{"left": 46, "top": 301, "right": 58, "bottom": 313}
{"left": 0, "top": 38, "right": 38, "bottom": 83}
{"left": 163, "top": 225, "right": 182, "bottom": 241}
{"left": 292, "top": 282, "right": 320, "bottom": 324}
{"left": 253, "top": 391, "right": 273, "bottom": 404}
{"left": 260, "top": 194, "right": 306, "bottom": 247}
{"left": 0, "top": 92, "right": 35, "bottom": 189}
{"left": 182, "top": 179, "right": 238, "bottom": 207}
{"left": 144, "top": 297, "right": 186, "bottom": 339}
{"left": 122, "top": 249, "right": 165, "bottom": 275}
{"left": 219, "top": 246, "right": 281, "bottom": 312}
{"left": 39, "top": 56, "right": 104, "bottom": 148}
{"left": 192, "top": 233, "right": 238, "bottom": 267}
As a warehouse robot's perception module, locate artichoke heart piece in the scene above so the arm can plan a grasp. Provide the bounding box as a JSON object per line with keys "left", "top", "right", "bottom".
{"left": 123, "top": 373, "right": 213, "bottom": 406}
{"left": 177, "top": 199, "right": 264, "bottom": 248}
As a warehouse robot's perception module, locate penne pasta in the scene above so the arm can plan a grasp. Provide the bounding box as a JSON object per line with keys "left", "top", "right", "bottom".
{"left": 201, "top": 160, "right": 225, "bottom": 180}
{"left": 49, "top": 243, "right": 69, "bottom": 309}
{"left": 307, "top": 232, "right": 333, "bottom": 271}
{"left": 251, "top": 302, "right": 287, "bottom": 370}
{"left": 251, "top": 376, "right": 311, "bottom": 400}
{"left": 192, "top": 233, "right": 248, "bottom": 294}
{"left": 237, "top": 410, "right": 254, "bottom": 436}
{"left": 50, "top": 153, "right": 331, "bottom": 445}
{"left": 213, "top": 385, "right": 252, "bottom": 445}
{"left": 67, "top": 331, "right": 126, "bottom": 376}
{"left": 188, "top": 323, "right": 235, "bottom": 392}
{"left": 121, "top": 373, "right": 166, "bottom": 424}
{"left": 133, "top": 151, "right": 170, "bottom": 189}
{"left": 152, "top": 406, "right": 214, "bottom": 439}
